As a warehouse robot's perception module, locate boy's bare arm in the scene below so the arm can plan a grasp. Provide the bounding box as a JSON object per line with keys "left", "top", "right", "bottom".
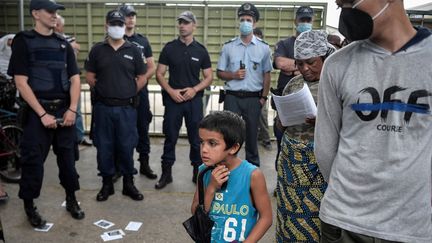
{"left": 244, "top": 169, "right": 272, "bottom": 243}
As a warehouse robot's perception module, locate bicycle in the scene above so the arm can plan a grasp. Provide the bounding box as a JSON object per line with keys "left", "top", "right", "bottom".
{"left": 0, "top": 108, "right": 22, "bottom": 183}
{"left": 0, "top": 72, "right": 22, "bottom": 184}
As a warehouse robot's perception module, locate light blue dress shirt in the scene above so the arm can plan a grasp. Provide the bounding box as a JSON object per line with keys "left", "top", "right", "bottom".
{"left": 217, "top": 35, "right": 272, "bottom": 92}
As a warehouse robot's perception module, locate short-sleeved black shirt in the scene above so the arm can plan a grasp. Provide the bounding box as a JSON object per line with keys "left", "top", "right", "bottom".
{"left": 124, "top": 33, "right": 153, "bottom": 59}
{"left": 158, "top": 38, "right": 211, "bottom": 90}
{"left": 273, "top": 36, "right": 296, "bottom": 91}
{"left": 7, "top": 30, "right": 79, "bottom": 78}
{"left": 85, "top": 40, "right": 146, "bottom": 99}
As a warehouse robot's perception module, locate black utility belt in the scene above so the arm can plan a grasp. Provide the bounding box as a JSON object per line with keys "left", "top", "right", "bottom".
{"left": 226, "top": 90, "right": 261, "bottom": 98}
{"left": 97, "top": 96, "right": 139, "bottom": 107}
{"left": 38, "top": 99, "right": 69, "bottom": 112}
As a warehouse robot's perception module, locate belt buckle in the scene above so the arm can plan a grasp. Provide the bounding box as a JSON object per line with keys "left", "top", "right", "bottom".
{"left": 52, "top": 99, "right": 63, "bottom": 105}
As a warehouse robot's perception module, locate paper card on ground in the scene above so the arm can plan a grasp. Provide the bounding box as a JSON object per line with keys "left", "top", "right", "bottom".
{"left": 125, "top": 221, "right": 142, "bottom": 231}
{"left": 100, "top": 229, "right": 125, "bottom": 241}
{"left": 104, "top": 229, "right": 125, "bottom": 236}
{"left": 34, "top": 223, "right": 53, "bottom": 232}
{"left": 272, "top": 83, "right": 317, "bottom": 126}
{"left": 100, "top": 233, "right": 123, "bottom": 241}
{"left": 94, "top": 219, "right": 115, "bottom": 229}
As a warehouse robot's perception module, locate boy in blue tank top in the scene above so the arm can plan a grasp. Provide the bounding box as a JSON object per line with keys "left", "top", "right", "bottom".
{"left": 191, "top": 111, "right": 272, "bottom": 242}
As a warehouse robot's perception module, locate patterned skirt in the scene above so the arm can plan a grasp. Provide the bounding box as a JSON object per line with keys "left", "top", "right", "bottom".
{"left": 275, "top": 134, "right": 327, "bottom": 243}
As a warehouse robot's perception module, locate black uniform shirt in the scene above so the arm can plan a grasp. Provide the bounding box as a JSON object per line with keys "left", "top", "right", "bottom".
{"left": 8, "top": 30, "right": 79, "bottom": 78}
{"left": 158, "top": 38, "right": 211, "bottom": 91}
{"left": 273, "top": 36, "right": 296, "bottom": 91}
{"left": 124, "top": 33, "right": 153, "bottom": 59}
{"left": 85, "top": 40, "right": 146, "bottom": 99}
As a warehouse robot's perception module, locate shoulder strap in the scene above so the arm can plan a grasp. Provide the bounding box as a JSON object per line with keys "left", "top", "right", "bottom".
{"left": 198, "top": 166, "right": 214, "bottom": 206}
{"left": 20, "top": 30, "right": 36, "bottom": 38}
{"left": 224, "top": 37, "right": 237, "bottom": 44}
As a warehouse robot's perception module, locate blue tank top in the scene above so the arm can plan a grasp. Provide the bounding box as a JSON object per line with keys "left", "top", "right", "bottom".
{"left": 202, "top": 160, "right": 258, "bottom": 243}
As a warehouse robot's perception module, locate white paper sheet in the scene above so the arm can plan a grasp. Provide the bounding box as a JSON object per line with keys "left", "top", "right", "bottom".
{"left": 94, "top": 219, "right": 115, "bottom": 229}
{"left": 34, "top": 223, "right": 54, "bottom": 232}
{"left": 101, "top": 229, "right": 125, "bottom": 241}
{"left": 125, "top": 221, "right": 142, "bottom": 231}
{"left": 272, "top": 83, "right": 317, "bottom": 126}
{"left": 100, "top": 233, "right": 123, "bottom": 241}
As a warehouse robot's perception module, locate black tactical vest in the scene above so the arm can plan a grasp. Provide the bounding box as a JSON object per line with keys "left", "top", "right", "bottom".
{"left": 21, "top": 30, "right": 70, "bottom": 99}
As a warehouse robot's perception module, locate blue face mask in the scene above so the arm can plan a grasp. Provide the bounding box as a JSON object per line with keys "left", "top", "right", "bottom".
{"left": 239, "top": 21, "right": 253, "bottom": 36}
{"left": 296, "top": 23, "right": 312, "bottom": 33}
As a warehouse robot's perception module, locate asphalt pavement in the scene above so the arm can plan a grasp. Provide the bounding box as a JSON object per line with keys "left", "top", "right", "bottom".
{"left": 0, "top": 137, "right": 278, "bottom": 243}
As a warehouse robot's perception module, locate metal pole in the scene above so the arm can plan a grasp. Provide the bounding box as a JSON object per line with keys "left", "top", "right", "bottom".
{"left": 19, "top": 0, "right": 24, "bottom": 30}
{"left": 86, "top": 3, "right": 93, "bottom": 47}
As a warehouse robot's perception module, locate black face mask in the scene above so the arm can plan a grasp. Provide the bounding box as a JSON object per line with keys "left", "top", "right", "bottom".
{"left": 338, "top": 8, "right": 373, "bottom": 42}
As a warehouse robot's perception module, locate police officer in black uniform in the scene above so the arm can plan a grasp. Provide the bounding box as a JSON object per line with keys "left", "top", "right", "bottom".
{"left": 118, "top": 4, "right": 157, "bottom": 180}
{"left": 85, "top": 10, "right": 147, "bottom": 202}
{"left": 155, "top": 11, "right": 213, "bottom": 189}
{"left": 7, "top": 0, "right": 84, "bottom": 228}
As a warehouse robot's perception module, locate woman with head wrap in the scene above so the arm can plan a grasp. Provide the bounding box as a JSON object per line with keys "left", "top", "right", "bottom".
{"left": 275, "top": 30, "right": 335, "bottom": 242}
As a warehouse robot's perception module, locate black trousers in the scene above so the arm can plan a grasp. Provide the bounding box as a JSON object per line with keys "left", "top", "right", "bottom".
{"left": 161, "top": 95, "right": 203, "bottom": 167}
{"left": 224, "top": 94, "right": 261, "bottom": 166}
{"left": 321, "top": 221, "right": 402, "bottom": 243}
{"left": 136, "top": 88, "right": 152, "bottom": 158}
{"left": 19, "top": 107, "right": 80, "bottom": 200}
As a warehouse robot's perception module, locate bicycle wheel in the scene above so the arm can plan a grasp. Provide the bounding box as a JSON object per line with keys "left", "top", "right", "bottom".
{"left": 0, "top": 123, "right": 22, "bottom": 183}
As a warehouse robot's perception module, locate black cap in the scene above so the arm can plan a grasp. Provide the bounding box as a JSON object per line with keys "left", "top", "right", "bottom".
{"left": 296, "top": 6, "right": 314, "bottom": 20}
{"left": 118, "top": 4, "right": 136, "bottom": 16}
{"left": 106, "top": 10, "right": 125, "bottom": 24}
{"left": 177, "top": 11, "right": 197, "bottom": 23}
{"left": 237, "top": 3, "right": 260, "bottom": 22}
{"left": 30, "top": 0, "right": 65, "bottom": 13}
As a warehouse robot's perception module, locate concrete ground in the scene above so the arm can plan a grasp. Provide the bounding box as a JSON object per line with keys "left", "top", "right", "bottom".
{"left": 0, "top": 137, "right": 278, "bottom": 243}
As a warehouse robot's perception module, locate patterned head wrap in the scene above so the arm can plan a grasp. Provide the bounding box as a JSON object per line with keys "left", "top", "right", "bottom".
{"left": 294, "top": 30, "right": 335, "bottom": 60}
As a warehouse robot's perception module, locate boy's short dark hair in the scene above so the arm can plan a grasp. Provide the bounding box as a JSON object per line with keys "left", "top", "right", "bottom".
{"left": 199, "top": 111, "right": 245, "bottom": 152}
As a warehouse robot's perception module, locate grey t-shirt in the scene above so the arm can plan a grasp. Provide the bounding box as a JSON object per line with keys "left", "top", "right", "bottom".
{"left": 315, "top": 29, "right": 432, "bottom": 242}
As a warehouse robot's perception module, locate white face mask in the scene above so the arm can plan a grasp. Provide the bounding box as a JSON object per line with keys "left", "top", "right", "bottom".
{"left": 107, "top": 26, "right": 125, "bottom": 40}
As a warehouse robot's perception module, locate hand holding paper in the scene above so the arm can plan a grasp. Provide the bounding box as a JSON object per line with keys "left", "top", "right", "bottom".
{"left": 272, "top": 83, "right": 317, "bottom": 127}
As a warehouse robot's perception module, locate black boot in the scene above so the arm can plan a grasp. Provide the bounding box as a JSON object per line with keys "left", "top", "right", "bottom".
{"left": 139, "top": 155, "right": 157, "bottom": 179}
{"left": 112, "top": 159, "right": 122, "bottom": 183}
{"left": 155, "top": 164, "right": 172, "bottom": 190}
{"left": 24, "top": 200, "right": 46, "bottom": 228}
{"left": 96, "top": 176, "right": 114, "bottom": 201}
{"left": 66, "top": 194, "right": 85, "bottom": 219}
{"left": 122, "top": 175, "right": 144, "bottom": 201}
{"left": 192, "top": 165, "right": 199, "bottom": 184}
{"left": 112, "top": 171, "right": 122, "bottom": 183}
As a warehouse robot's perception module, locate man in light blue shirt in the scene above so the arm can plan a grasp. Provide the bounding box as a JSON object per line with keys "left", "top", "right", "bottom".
{"left": 217, "top": 2, "right": 272, "bottom": 166}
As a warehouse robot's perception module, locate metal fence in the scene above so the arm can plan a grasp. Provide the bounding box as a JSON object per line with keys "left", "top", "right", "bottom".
{"left": 407, "top": 10, "right": 432, "bottom": 29}
{"left": 1, "top": 0, "right": 327, "bottom": 134}
{"left": 79, "top": 84, "right": 275, "bottom": 135}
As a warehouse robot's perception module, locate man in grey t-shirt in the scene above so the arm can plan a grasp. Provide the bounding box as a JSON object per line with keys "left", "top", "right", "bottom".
{"left": 315, "top": 0, "right": 432, "bottom": 242}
